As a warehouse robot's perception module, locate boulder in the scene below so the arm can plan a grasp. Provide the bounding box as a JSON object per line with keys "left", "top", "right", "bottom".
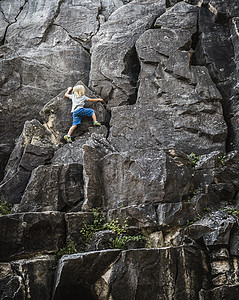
{"left": 0, "top": 256, "right": 55, "bottom": 300}
{"left": 0, "top": 120, "right": 54, "bottom": 204}
{"left": 52, "top": 246, "right": 209, "bottom": 300}
{"left": 81, "top": 134, "right": 116, "bottom": 211}
{"left": 52, "top": 250, "right": 121, "bottom": 300}
{"left": 108, "top": 2, "right": 227, "bottom": 154}
{"left": 108, "top": 247, "right": 209, "bottom": 300}
{"left": 51, "top": 126, "right": 108, "bottom": 165}
{"left": 89, "top": 0, "right": 166, "bottom": 107}
{"left": 157, "top": 193, "right": 209, "bottom": 227}
{"left": 0, "top": 212, "right": 65, "bottom": 261}
{"left": 186, "top": 211, "right": 236, "bottom": 246}
{"left": 12, "top": 163, "right": 84, "bottom": 213}
{"left": 102, "top": 148, "right": 192, "bottom": 210}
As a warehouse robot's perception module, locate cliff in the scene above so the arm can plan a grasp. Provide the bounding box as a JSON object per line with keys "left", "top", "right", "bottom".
{"left": 0, "top": 0, "right": 239, "bottom": 299}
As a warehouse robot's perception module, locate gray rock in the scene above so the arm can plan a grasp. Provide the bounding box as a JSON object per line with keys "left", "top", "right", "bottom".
{"left": 0, "top": 256, "right": 55, "bottom": 300}
{"left": 230, "top": 228, "right": 239, "bottom": 256}
{"left": 52, "top": 250, "right": 121, "bottom": 300}
{"left": 65, "top": 212, "right": 94, "bottom": 251}
{"left": 86, "top": 230, "right": 117, "bottom": 252}
{"left": 89, "top": 0, "right": 166, "bottom": 107}
{"left": 108, "top": 2, "right": 227, "bottom": 154}
{"left": 192, "top": 1, "right": 239, "bottom": 151}
{"left": 52, "top": 246, "right": 208, "bottom": 300}
{"left": 81, "top": 134, "right": 116, "bottom": 211}
{"left": 12, "top": 163, "right": 84, "bottom": 213}
{"left": 157, "top": 194, "right": 208, "bottom": 227}
{"left": 200, "top": 284, "right": 239, "bottom": 300}
{"left": 102, "top": 148, "right": 192, "bottom": 210}
{"left": 51, "top": 126, "right": 108, "bottom": 165}
{"left": 0, "top": 212, "right": 65, "bottom": 261}
{"left": 186, "top": 211, "right": 235, "bottom": 246}
{"left": 55, "top": 0, "right": 124, "bottom": 50}
{"left": 0, "top": 120, "right": 54, "bottom": 204}
{"left": 107, "top": 204, "right": 158, "bottom": 228}
{"left": 0, "top": 275, "right": 24, "bottom": 300}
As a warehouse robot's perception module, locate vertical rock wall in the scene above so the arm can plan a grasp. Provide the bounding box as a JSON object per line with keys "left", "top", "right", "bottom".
{"left": 0, "top": 0, "right": 239, "bottom": 299}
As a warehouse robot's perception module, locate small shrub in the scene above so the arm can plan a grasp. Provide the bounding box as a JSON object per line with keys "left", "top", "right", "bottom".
{"left": 80, "top": 208, "right": 128, "bottom": 245}
{"left": 0, "top": 197, "right": 12, "bottom": 215}
{"left": 56, "top": 239, "right": 77, "bottom": 260}
{"left": 224, "top": 207, "right": 239, "bottom": 216}
{"left": 110, "top": 235, "right": 145, "bottom": 250}
{"left": 218, "top": 154, "right": 227, "bottom": 165}
{"left": 189, "top": 152, "right": 200, "bottom": 167}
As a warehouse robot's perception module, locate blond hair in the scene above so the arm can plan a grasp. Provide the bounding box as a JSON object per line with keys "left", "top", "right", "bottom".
{"left": 73, "top": 85, "right": 85, "bottom": 98}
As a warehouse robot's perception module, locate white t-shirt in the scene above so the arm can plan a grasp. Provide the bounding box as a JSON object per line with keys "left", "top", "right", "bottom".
{"left": 69, "top": 94, "right": 89, "bottom": 112}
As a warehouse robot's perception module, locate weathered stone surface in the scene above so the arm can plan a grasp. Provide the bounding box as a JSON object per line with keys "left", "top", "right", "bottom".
{"left": 0, "top": 120, "right": 54, "bottom": 204}
{"left": 108, "top": 2, "right": 227, "bottom": 154}
{"left": 40, "top": 81, "right": 109, "bottom": 144}
{"left": 107, "top": 204, "right": 158, "bottom": 228}
{"left": 200, "top": 285, "right": 239, "bottom": 300}
{"left": 12, "top": 163, "right": 84, "bottom": 213}
{"left": 0, "top": 275, "right": 24, "bottom": 300}
{"left": 52, "top": 246, "right": 209, "bottom": 300}
{"left": 0, "top": 256, "right": 55, "bottom": 300}
{"left": 51, "top": 126, "right": 108, "bottom": 165}
{"left": 157, "top": 193, "right": 208, "bottom": 227}
{"left": 0, "top": 212, "right": 65, "bottom": 261}
{"left": 228, "top": 17, "right": 239, "bottom": 150}
{"left": 65, "top": 212, "right": 94, "bottom": 251}
{"left": 102, "top": 148, "right": 192, "bottom": 210}
{"left": 55, "top": 0, "right": 124, "bottom": 50}
{"left": 52, "top": 250, "right": 121, "bottom": 300}
{"left": 86, "top": 230, "right": 117, "bottom": 252}
{"left": 81, "top": 134, "right": 116, "bottom": 211}
{"left": 108, "top": 247, "right": 208, "bottom": 300}
{"left": 89, "top": 0, "right": 166, "bottom": 107}
{"left": 186, "top": 211, "right": 235, "bottom": 246}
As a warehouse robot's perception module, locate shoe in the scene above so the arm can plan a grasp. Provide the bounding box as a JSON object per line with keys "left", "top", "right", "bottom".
{"left": 93, "top": 121, "right": 101, "bottom": 126}
{"left": 64, "top": 135, "right": 72, "bottom": 143}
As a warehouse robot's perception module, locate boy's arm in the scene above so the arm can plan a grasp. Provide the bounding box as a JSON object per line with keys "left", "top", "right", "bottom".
{"left": 88, "top": 98, "right": 103, "bottom": 102}
{"left": 65, "top": 87, "right": 72, "bottom": 98}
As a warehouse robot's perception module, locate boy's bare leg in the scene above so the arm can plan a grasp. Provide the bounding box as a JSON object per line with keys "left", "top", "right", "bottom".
{"left": 67, "top": 125, "right": 77, "bottom": 136}
{"left": 92, "top": 112, "right": 97, "bottom": 122}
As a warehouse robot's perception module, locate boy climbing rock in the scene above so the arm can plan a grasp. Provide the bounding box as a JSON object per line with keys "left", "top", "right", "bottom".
{"left": 64, "top": 85, "right": 103, "bottom": 143}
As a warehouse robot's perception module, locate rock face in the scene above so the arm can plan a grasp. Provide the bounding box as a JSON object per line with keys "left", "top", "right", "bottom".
{"left": 89, "top": 0, "right": 166, "bottom": 107}
{"left": 0, "top": 120, "right": 54, "bottom": 204}
{"left": 0, "top": 212, "right": 65, "bottom": 261}
{"left": 52, "top": 246, "right": 209, "bottom": 300}
{"left": 108, "top": 2, "right": 227, "bottom": 154}
{"left": 1, "top": 0, "right": 239, "bottom": 299}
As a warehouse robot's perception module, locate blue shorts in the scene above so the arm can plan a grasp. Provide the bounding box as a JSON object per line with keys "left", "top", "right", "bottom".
{"left": 72, "top": 107, "right": 94, "bottom": 125}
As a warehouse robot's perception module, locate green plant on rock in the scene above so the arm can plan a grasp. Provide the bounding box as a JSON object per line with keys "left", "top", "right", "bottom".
{"left": 80, "top": 208, "right": 128, "bottom": 245}
{"left": 218, "top": 154, "right": 227, "bottom": 165}
{"left": 185, "top": 188, "right": 200, "bottom": 202}
{"left": 0, "top": 197, "right": 12, "bottom": 215}
{"left": 189, "top": 152, "right": 200, "bottom": 167}
{"left": 224, "top": 207, "right": 239, "bottom": 217}
{"left": 110, "top": 235, "right": 145, "bottom": 250}
{"left": 56, "top": 239, "right": 77, "bottom": 260}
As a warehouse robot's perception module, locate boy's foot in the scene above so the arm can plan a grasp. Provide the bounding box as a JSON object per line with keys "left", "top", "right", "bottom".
{"left": 64, "top": 135, "right": 72, "bottom": 143}
{"left": 93, "top": 121, "right": 101, "bottom": 126}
